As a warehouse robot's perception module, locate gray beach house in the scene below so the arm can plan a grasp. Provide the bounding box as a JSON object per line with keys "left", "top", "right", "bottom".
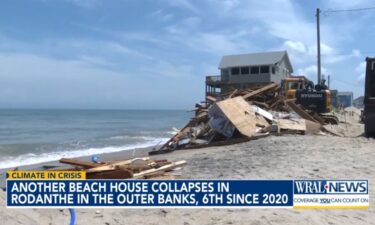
{"left": 206, "top": 51, "right": 293, "bottom": 96}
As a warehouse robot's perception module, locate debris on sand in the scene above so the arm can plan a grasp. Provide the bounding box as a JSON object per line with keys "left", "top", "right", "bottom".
{"left": 149, "top": 83, "right": 333, "bottom": 155}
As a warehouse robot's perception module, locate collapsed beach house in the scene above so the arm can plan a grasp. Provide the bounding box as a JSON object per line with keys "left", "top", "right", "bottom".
{"left": 150, "top": 50, "right": 341, "bottom": 155}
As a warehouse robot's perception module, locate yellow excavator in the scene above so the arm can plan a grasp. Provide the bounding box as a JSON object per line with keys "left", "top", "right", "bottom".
{"left": 280, "top": 76, "right": 339, "bottom": 124}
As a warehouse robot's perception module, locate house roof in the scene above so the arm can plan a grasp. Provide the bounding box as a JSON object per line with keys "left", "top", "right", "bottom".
{"left": 218, "top": 50, "right": 293, "bottom": 72}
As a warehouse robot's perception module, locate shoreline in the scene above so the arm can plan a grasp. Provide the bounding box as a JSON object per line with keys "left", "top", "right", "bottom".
{"left": 1, "top": 135, "right": 374, "bottom": 224}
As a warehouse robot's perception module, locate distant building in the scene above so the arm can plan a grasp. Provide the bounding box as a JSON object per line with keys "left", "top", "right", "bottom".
{"left": 206, "top": 51, "right": 293, "bottom": 96}
{"left": 337, "top": 92, "right": 353, "bottom": 108}
{"left": 353, "top": 96, "right": 364, "bottom": 109}
{"left": 330, "top": 89, "right": 338, "bottom": 108}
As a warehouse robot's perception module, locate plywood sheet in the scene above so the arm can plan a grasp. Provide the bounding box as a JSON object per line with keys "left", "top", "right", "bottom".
{"left": 277, "top": 118, "right": 306, "bottom": 131}
{"left": 215, "top": 96, "right": 257, "bottom": 137}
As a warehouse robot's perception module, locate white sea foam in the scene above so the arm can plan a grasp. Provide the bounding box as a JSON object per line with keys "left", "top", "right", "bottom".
{"left": 108, "top": 135, "right": 158, "bottom": 141}
{"left": 0, "top": 138, "right": 168, "bottom": 169}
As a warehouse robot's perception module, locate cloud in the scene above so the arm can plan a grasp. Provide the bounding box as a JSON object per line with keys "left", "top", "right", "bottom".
{"left": 164, "top": 16, "right": 201, "bottom": 35}
{"left": 297, "top": 65, "right": 329, "bottom": 81}
{"left": 104, "top": 42, "right": 154, "bottom": 60}
{"left": 139, "top": 60, "right": 194, "bottom": 78}
{"left": 324, "top": 0, "right": 374, "bottom": 9}
{"left": 352, "top": 49, "right": 361, "bottom": 57}
{"left": 284, "top": 40, "right": 307, "bottom": 53}
{"left": 0, "top": 53, "right": 201, "bottom": 109}
{"left": 231, "top": 0, "right": 318, "bottom": 44}
{"left": 187, "top": 32, "right": 246, "bottom": 55}
{"left": 149, "top": 9, "right": 174, "bottom": 22}
{"left": 356, "top": 61, "right": 366, "bottom": 83}
{"left": 64, "top": 0, "right": 99, "bottom": 8}
{"left": 163, "top": 0, "right": 199, "bottom": 13}
{"left": 0, "top": 53, "right": 131, "bottom": 108}
{"left": 76, "top": 55, "right": 115, "bottom": 67}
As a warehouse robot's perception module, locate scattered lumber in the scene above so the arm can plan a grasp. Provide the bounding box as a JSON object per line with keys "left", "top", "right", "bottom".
{"left": 59, "top": 158, "right": 105, "bottom": 169}
{"left": 151, "top": 82, "right": 329, "bottom": 155}
{"left": 58, "top": 157, "right": 186, "bottom": 179}
{"left": 242, "top": 83, "right": 278, "bottom": 100}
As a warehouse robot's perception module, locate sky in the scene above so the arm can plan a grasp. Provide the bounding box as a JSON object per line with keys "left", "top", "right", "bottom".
{"left": 0, "top": 0, "right": 374, "bottom": 109}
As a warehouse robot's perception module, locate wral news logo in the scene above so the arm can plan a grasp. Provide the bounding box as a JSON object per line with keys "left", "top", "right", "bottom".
{"left": 293, "top": 180, "right": 369, "bottom": 209}
{"left": 294, "top": 180, "right": 368, "bottom": 194}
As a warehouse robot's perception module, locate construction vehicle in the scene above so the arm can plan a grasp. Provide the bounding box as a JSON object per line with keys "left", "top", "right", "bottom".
{"left": 364, "top": 57, "right": 375, "bottom": 137}
{"left": 280, "top": 76, "right": 339, "bottom": 124}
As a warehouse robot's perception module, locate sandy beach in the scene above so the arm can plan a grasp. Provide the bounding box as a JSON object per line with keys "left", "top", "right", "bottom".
{"left": 1, "top": 134, "right": 374, "bottom": 225}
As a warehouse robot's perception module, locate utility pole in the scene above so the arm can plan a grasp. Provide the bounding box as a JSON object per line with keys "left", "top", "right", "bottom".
{"left": 328, "top": 75, "right": 330, "bottom": 88}
{"left": 316, "top": 8, "right": 322, "bottom": 85}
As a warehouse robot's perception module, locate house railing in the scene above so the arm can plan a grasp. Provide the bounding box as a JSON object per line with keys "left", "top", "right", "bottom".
{"left": 206, "top": 75, "right": 229, "bottom": 86}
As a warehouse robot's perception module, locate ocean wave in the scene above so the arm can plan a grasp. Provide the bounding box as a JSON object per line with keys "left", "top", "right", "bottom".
{"left": 108, "top": 135, "right": 159, "bottom": 141}
{"left": 0, "top": 138, "right": 168, "bottom": 169}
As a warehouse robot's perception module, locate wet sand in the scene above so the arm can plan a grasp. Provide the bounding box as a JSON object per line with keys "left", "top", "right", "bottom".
{"left": 1, "top": 134, "right": 374, "bottom": 225}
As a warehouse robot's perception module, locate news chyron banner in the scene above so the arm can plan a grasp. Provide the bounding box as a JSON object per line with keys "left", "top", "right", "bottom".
{"left": 6, "top": 171, "right": 369, "bottom": 209}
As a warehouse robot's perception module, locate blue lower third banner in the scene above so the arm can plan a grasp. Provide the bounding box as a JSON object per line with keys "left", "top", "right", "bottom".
{"left": 7, "top": 180, "right": 293, "bottom": 207}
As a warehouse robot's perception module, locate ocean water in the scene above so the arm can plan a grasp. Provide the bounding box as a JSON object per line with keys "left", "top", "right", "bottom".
{"left": 0, "top": 109, "right": 191, "bottom": 169}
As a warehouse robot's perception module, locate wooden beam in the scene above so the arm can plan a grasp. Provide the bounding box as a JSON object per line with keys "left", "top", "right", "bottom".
{"left": 206, "top": 95, "right": 217, "bottom": 103}
{"left": 242, "top": 83, "right": 278, "bottom": 99}
{"left": 85, "top": 157, "right": 150, "bottom": 173}
{"left": 59, "top": 158, "right": 103, "bottom": 168}
{"left": 152, "top": 120, "right": 193, "bottom": 153}
{"left": 286, "top": 101, "right": 322, "bottom": 124}
{"left": 228, "top": 89, "right": 238, "bottom": 98}
{"left": 133, "top": 160, "right": 187, "bottom": 178}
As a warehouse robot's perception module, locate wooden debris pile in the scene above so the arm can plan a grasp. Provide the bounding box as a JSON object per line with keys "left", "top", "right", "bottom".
{"left": 59, "top": 157, "right": 186, "bottom": 179}
{"left": 150, "top": 82, "right": 325, "bottom": 155}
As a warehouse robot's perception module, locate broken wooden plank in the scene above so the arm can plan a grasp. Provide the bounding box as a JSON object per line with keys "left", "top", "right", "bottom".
{"left": 85, "top": 157, "right": 150, "bottom": 173}
{"left": 255, "top": 114, "right": 269, "bottom": 127}
{"left": 206, "top": 95, "right": 217, "bottom": 103}
{"left": 133, "top": 160, "right": 187, "bottom": 178}
{"left": 242, "top": 83, "right": 278, "bottom": 100}
{"left": 59, "top": 158, "right": 104, "bottom": 168}
{"left": 228, "top": 89, "right": 238, "bottom": 98}
{"left": 251, "top": 105, "right": 274, "bottom": 121}
{"left": 154, "top": 121, "right": 193, "bottom": 153}
{"left": 286, "top": 101, "right": 322, "bottom": 124}
{"left": 277, "top": 119, "right": 306, "bottom": 132}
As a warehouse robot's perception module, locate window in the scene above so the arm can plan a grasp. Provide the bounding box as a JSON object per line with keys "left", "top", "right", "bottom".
{"left": 221, "top": 69, "right": 229, "bottom": 76}
{"left": 250, "top": 66, "right": 259, "bottom": 74}
{"left": 271, "top": 66, "right": 276, "bottom": 74}
{"left": 231, "top": 67, "right": 240, "bottom": 75}
{"left": 240, "top": 67, "right": 249, "bottom": 75}
{"left": 260, "top": 66, "right": 270, "bottom": 74}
